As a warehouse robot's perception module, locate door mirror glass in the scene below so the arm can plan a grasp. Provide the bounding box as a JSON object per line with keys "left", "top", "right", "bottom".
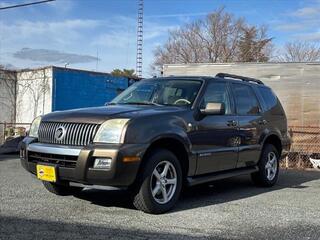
{"left": 200, "top": 102, "right": 225, "bottom": 115}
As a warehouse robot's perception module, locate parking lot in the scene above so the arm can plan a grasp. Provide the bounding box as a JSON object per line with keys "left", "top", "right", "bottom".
{"left": 1, "top": 154, "right": 320, "bottom": 240}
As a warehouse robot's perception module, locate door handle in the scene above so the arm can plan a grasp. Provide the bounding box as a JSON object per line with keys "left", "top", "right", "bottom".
{"left": 227, "top": 120, "right": 237, "bottom": 127}
{"left": 258, "top": 119, "right": 268, "bottom": 125}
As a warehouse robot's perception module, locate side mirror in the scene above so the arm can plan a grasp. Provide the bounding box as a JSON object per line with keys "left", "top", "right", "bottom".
{"left": 200, "top": 102, "right": 225, "bottom": 115}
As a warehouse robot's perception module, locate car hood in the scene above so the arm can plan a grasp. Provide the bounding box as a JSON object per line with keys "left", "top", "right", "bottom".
{"left": 41, "top": 105, "right": 186, "bottom": 124}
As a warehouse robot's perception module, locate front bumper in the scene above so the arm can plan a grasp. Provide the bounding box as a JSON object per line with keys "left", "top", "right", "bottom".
{"left": 20, "top": 137, "right": 147, "bottom": 187}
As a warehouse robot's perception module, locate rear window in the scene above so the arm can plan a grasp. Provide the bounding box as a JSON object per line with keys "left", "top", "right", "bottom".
{"left": 257, "top": 87, "right": 277, "bottom": 111}
{"left": 232, "top": 83, "right": 260, "bottom": 115}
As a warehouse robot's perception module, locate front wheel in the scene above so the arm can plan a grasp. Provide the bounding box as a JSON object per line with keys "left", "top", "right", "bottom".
{"left": 132, "top": 149, "right": 182, "bottom": 214}
{"left": 251, "top": 144, "right": 279, "bottom": 187}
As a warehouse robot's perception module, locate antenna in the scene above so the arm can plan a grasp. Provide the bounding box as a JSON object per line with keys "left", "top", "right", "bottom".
{"left": 136, "top": 0, "right": 143, "bottom": 78}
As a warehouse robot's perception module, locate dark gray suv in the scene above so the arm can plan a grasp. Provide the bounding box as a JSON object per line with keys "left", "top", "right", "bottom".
{"left": 20, "top": 73, "right": 291, "bottom": 214}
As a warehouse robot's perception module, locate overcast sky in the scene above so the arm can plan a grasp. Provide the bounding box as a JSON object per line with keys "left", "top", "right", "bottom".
{"left": 1, "top": 0, "right": 320, "bottom": 76}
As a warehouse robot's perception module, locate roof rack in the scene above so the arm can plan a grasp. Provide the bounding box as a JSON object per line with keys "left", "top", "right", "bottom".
{"left": 215, "top": 73, "right": 264, "bottom": 85}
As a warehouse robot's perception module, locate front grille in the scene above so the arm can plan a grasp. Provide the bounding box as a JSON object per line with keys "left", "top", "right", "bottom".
{"left": 28, "top": 151, "right": 78, "bottom": 168}
{"left": 38, "top": 122, "right": 100, "bottom": 146}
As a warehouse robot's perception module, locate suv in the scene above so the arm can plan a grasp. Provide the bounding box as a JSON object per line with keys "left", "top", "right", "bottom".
{"left": 20, "top": 73, "right": 291, "bottom": 214}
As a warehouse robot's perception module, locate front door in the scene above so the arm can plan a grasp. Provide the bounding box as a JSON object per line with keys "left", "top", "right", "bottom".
{"left": 190, "top": 81, "right": 239, "bottom": 175}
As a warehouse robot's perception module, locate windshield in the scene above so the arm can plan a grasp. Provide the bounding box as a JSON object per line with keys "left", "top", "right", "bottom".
{"left": 111, "top": 79, "right": 202, "bottom": 106}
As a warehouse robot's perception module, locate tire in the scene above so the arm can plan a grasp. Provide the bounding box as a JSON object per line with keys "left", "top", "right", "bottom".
{"left": 42, "top": 181, "right": 83, "bottom": 196}
{"left": 251, "top": 144, "right": 279, "bottom": 187}
{"left": 132, "top": 149, "right": 183, "bottom": 214}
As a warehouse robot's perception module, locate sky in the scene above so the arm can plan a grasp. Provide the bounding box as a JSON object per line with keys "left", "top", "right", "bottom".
{"left": 1, "top": 0, "right": 320, "bottom": 77}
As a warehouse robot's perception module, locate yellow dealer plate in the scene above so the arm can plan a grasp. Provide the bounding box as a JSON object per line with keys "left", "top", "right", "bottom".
{"left": 36, "top": 164, "right": 56, "bottom": 182}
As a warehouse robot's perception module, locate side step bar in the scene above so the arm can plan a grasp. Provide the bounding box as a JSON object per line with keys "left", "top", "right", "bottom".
{"left": 187, "top": 166, "right": 259, "bottom": 187}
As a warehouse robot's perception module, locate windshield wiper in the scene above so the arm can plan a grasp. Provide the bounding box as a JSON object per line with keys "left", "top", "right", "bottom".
{"left": 106, "top": 102, "right": 117, "bottom": 106}
{"left": 121, "top": 102, "right": 164, "bottom": 106}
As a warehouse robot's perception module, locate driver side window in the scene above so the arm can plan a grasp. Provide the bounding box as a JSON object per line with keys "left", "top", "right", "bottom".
{"left": 201, "top": 82, "right": 232, "bottom": 114}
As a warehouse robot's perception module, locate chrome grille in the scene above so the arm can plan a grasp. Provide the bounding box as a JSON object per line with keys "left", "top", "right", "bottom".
{"left": 38, "top": 122, "right": 100, "bottom": 146}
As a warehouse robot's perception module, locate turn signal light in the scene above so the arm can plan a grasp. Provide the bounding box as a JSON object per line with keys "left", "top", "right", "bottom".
{"left": 123, "top": 156, "right": 140, "bottom": 163}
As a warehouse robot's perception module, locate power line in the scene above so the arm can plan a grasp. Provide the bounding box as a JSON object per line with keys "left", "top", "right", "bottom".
{"left": 0, "top": 0, "right": 55, "bottom": 10}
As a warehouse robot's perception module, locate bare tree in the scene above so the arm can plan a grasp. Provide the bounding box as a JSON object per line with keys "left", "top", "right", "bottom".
{"left": 278, "top": 41, "right": 320, "bottom": 62}
{"left": 152, "top": 7, "right": 272, "bottom": 73}
{"left": 196, "top": 8, "right": 245, "bottom": 63}
{"left": 153, "top": 22, "right": 205, "bottom": 69}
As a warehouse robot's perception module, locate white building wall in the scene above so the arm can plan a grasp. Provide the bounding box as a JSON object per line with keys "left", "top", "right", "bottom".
{"left": 163, "top": 63, "right": 320, "bottom": 127}
{"left": 0, "top": 70, "right": 16, "bottom": 123}
{"left": 16, "top": 67, "right": 53, "bottom": 124}
{"left": 0, "top": 70, "right": 16, "bottom": 143}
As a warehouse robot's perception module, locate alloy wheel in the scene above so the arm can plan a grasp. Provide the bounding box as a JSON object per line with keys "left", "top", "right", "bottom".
{"left": 150, "top": 161, "right": 177, "bottom": 204}
{"left": 265, "top": 152, "right": 278, "bottom": 181}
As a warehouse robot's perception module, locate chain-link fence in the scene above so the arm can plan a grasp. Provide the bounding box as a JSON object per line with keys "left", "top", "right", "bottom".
{"left": 0, "top": 122, "right": 31, "bottom": 145}
{"left": 283, "top": 126, "right": 320, "bottom": 169}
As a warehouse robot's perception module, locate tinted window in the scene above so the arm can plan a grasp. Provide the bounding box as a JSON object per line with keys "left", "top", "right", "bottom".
{"left": 232, "top": 83, "right": 260, "bottom": 115}
{"left": 201, "top": 82, "right": 232, "bottom": 114}
{"left": 258, "top": 87, "right": 277, "bottom": 111}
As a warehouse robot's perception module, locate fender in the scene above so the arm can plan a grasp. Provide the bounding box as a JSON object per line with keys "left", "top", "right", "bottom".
{"left": 125, "top": 113, "right": 196, "bottom": 175}
{"left": 259, "top": 128, "right": 282, "bottom": 148}
{"left": 149, "top": 132, "right": 192, "bottom": 153}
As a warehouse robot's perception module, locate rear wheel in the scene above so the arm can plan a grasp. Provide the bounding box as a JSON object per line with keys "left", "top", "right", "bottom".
{"left": 251, "top": 144, "right": 279, "bottom": 187}
{"left": 42, "top": 181, "right": 83, "bottom": 196}
{"left": 132, "top": 149, "right": 182, "bottom": 214}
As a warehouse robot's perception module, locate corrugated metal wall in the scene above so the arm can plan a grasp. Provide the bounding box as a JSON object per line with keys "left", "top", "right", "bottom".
{"left": 52, "top": 67, "right": 128, "bottom": 111}
{"left": 163, "top": 63, "right": 320, "bottom": 127}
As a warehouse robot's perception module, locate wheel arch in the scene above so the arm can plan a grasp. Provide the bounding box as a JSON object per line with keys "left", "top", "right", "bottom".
{"left": 139, "top": 135, "right": 191, "bottom": 179}
{"left": 261, "top": 133, "right": 282, "bottom": 157}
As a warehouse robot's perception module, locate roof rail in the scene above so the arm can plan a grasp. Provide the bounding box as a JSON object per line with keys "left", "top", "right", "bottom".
{"left": 215, "top": 73, "right": 264, "bottom": 85}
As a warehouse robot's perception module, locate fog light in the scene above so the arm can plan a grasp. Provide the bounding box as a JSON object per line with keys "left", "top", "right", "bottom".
{"left": 93, "top": 158, "right": 112, "bottom": 169}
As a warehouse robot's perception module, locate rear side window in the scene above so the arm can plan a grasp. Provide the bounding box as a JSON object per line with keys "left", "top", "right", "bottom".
{"left": 257, "top": 87, "right": 277, "bottom": 111}
{"left": 232, "top": 83, "right": 260, "bottom": 115}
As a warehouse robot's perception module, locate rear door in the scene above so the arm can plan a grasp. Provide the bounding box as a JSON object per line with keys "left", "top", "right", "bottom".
{"left": 230, "top": 83, "right": 265, "bottom": 168}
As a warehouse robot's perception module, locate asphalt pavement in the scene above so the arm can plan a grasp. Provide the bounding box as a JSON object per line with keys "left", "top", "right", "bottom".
{"left": 1, "top": 154, "right": 320, "bottom": 240}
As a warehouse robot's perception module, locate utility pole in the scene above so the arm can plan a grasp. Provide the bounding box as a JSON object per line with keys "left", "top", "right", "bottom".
{"left": 136, "top": 0, "right": 144, "bottom": 78}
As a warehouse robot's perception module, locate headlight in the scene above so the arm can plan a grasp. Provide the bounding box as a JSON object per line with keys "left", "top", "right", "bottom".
{"left": 94, "top": 119, "right": 130, "bottom": 143}
{"left": 29, "top": 116, "right": 42, "bottom": 138}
